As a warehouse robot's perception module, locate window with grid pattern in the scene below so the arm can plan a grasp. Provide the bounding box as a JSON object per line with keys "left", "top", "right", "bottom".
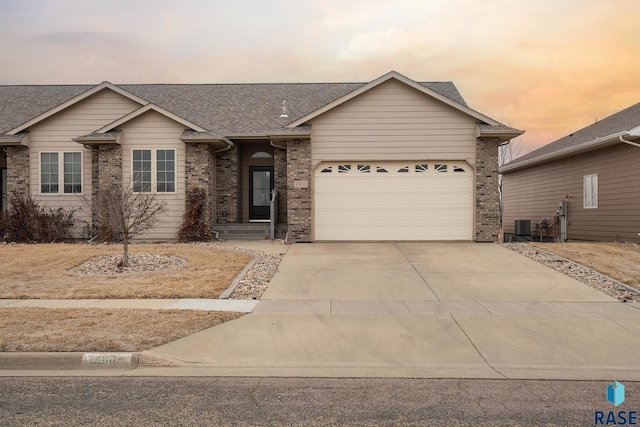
{"left": 40, "top": 152, "right": 59, "bottom": 194}
{"left": 40, "top": 152, "right": 83, "bottom": 194}
{"left": 132, "top": 149, "right": 176, "bottom": 193}
{"left": 156, "top": 149, "right": 175, "bottom": 192}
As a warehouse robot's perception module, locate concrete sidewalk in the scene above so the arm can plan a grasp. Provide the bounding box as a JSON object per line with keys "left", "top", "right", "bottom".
{"left": 0, "top": 298, "right": 259, "bottom": 312}
{"left": 141, "top": 243, "right": 640, "bottom": 380}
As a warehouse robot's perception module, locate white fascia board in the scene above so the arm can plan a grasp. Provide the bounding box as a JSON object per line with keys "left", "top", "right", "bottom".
{"left": 96, "top": 104, "right": 207, "bottom": 133}
{"left": 0, "top": 132, "right": 30, "bottom": 146}
{"left": 7, "top": 82, "right": 147, "bottom": 135}
{"left": 285, "top": 70, "right": 504, "bottom": 128}
{"left": 499, "top": 130, "right": 630, "bottom": 173}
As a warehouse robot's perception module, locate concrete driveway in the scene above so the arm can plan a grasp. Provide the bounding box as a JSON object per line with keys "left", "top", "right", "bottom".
{"left": 144, "top": 243, "right": 640, "bottom": 380}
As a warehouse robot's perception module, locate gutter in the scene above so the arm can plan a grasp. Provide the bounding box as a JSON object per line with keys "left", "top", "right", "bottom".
{"left": 270, "top": 140, "right": 288, "bottom": 150}
{"left": 620, "top": 135, "right": 640, "bottom": 148}
{"left": 500, "top": 130, "right": 630, "bottom": 173}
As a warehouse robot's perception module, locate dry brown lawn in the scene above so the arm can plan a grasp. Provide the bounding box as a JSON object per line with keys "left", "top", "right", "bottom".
{"left": 0, "top": 308, "right": 243, "bottom": 352}
{"left": 529, "top": 241, "right": 640, "bottom": 290}
{"left": 0, "top": 243, "right": 252, "bottom": 299}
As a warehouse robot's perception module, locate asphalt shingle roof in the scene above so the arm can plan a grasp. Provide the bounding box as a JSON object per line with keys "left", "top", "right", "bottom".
{"left": 504, "top": 101, "right": 640, "bottom": 168}
{"left": 0, "top": 81, "right": 467, "bottom": 136}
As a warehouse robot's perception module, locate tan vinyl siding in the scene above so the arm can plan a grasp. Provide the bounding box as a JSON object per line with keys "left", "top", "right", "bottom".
{"left": 121, "top": 110, "right": 186, "bottom": 240}
{"left": 310, "top": 79, "right": 477, "bottom": 164}
{"left": 27, "top": 89, "right": 141, "bottom": 237}
{"left": 502, "top": 143, "right": 640, "bottom": 243}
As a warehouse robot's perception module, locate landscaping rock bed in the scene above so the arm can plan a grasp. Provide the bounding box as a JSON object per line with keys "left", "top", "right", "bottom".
{"left": 204, "top": 241, "right": 286, "bottom": 300}
{"left": 502, "top": 243, "right": 640, "bottom": 303}
{"left": 69, "top": 253, "right": 187, "bottom": 276}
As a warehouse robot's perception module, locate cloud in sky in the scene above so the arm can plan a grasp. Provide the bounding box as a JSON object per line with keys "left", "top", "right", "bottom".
{"left": 1, "top": 0, "right": 639, "bottom": 154}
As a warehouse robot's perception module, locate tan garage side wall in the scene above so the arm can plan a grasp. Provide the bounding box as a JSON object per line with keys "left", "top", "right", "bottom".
{"left": 309, "top": 79, "right": 478, "bottom": 164}
{"left": 502, "top": 143, "right": 640, "bottom": 243}
{"left": 120, "top": 110, "right": 186, "bottom": 240}
{"left": 27, "top": 89, "right": 141, "bottom": 237}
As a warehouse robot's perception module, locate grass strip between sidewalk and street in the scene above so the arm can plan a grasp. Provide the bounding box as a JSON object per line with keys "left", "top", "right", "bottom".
{"left": 0, "top": 308, "right": 243, "bottom": 352}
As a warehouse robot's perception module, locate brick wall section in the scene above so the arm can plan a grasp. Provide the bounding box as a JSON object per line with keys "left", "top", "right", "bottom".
{"left": 91, "top": 148, "right": 99, "bottom": 231}
{"left": 185, "top": 143, "right": 215, "bottom": 228}
{"left": 287, "top": 138, "right": 312, "bottom": 242}
{"left": 273, "top": 145, "right": 288, "bottom": 223}
{"left": 475, "top": 137, "right": 501, "bottom": 241}
{"left": 94, "top": 144, "right": 122, "bottom": 232}
{"left": 5, "top": 145, "right": 29, "bottom": 197}
{"left": 216, "top": 145, "right": 241, "bottom": 223}
{"left": 97, "top": 144, "right": 122, "bottom": 191}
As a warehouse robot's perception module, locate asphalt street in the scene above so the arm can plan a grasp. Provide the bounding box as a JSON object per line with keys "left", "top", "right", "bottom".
{"left": 0, "top": 377, "right": 637, "bottom": 426}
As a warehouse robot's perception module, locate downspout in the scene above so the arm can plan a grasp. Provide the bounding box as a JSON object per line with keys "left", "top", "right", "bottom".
{"left": 210, "top": 139, "right": 233, "bottom": 241}
{"left": 620, "top": 135, "right": 640, "bottom": 148}
{"left": 212, "top": 139, "right": 234, "bottom": 154}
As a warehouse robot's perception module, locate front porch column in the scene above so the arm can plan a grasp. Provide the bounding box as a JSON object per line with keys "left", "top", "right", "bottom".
{"left": 286, "top": 138, "right": 312, "bottom": 242}
{"left": 475, "top": 137, "right": 501, "bottom": 242}
{"left": 93, "top": 144, "right": 122, "bottom": 232}
{"left": 185, "top": 143, "right": 215, "bottom": 228}
{"left": 273, "top": 145, "right": 287, "bottom": 223}
{"left": 5, "top": 145, "right": 29, "bottom": 197}
{"left": 216, "top": 145, "right": 241, "bottom": 223}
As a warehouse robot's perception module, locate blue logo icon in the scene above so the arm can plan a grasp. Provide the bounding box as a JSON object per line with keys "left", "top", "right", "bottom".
{"left": 608, "top": 381, "right": 625, "bottom": 407}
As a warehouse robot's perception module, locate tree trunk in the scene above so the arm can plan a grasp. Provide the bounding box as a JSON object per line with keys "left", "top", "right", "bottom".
{"left": 121, "top": 235, "right": 129, "bottom": 267}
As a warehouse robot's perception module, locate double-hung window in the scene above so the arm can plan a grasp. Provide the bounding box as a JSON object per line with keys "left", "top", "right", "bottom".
{"left": 40, "top": 152, "right": 82, "bottom": 194}
{"left": 132, "top": 149, "right": 176, "bottom": 193}
{"left": 583, "top": 174, "right": 598, "bottom": 209}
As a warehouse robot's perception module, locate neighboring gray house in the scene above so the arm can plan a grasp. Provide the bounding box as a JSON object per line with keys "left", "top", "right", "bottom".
{"left": 501, "top": 102, "right": 640, "bottom": 243}
{"left": 0, "top": 71, "right": 522, "bottom": 242}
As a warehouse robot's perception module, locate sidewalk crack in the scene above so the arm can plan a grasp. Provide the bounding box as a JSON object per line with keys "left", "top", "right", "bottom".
{"left": 450, "top": 314, "right": 507, "bottom": 379}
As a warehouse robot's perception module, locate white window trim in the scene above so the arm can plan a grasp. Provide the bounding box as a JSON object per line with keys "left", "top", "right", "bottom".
{"left": 131, "top": 148, "right": 177, "bottom": 194}
{"left": 38, "top": 151, "right": 84, "bottom": 195}
{"left": 583, "top": 173, "right": 598, "bottom": 209}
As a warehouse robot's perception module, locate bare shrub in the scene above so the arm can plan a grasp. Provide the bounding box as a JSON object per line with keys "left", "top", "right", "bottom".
{"left": 177, "top": 187, "right": 211, "bottom": 242}
{"left": 0, "top": 192, "right": 77, "bottom": 242}
{"left": 86, "top": 185, "right": 168, "bottom": 267}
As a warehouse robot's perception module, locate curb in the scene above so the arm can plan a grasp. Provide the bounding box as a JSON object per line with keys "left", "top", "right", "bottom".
{"left": 0, "top": 352, "right": 139, "bottom": 370}
{"left": 219, "top": 256, "right": 258, "bottom": 299}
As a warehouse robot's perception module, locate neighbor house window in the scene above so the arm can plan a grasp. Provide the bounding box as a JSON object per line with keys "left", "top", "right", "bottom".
{"left": 583, "top": 174, "right": 598, "bottom": 208}
{"left": 132, "top": 149, "right": 176, "bottom": 193}
{"left": 40, "top": 152, "right": 82, "bottom": 194}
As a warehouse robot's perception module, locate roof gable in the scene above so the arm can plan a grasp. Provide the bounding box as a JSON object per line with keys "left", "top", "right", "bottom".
{"left": 96, "top": 103, "right": 207, "bottom": 133}
{"left": 6, "top": 82, "right": 147, "bottom": 135}
{"left": 285, "top": 71, "right": 503, "bottom": 128}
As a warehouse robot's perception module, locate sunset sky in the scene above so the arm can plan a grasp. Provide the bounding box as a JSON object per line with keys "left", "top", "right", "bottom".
{"left": 1, "top": 0, "right": 639, "bottom": 155}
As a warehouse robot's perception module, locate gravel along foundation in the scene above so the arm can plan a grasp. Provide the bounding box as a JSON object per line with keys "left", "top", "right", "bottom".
{"left": 503, "top": 243, "right": 640, "bottom": 303}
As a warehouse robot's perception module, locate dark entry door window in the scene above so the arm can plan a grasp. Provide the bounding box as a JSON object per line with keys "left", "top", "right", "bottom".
{"left": 249, "top": 166, "right": 274, "bottom": 220}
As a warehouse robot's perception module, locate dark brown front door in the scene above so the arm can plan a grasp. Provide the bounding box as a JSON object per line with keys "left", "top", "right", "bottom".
{"left": 249, "top": 166, "right": 274, "bottom": 220}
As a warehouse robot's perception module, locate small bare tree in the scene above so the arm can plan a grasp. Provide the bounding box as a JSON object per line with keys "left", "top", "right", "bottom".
{"left": 85, "top": 184, "right": 168, "bottom": 267}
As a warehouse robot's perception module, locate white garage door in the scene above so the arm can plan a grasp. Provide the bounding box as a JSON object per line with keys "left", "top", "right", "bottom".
{"left": 314, "top": 161, "right": 473, "bottom": 241}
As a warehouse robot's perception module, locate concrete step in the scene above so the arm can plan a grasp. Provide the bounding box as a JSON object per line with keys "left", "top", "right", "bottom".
{"left": 213, "top": 223, "right": 287, "bottom": 240}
